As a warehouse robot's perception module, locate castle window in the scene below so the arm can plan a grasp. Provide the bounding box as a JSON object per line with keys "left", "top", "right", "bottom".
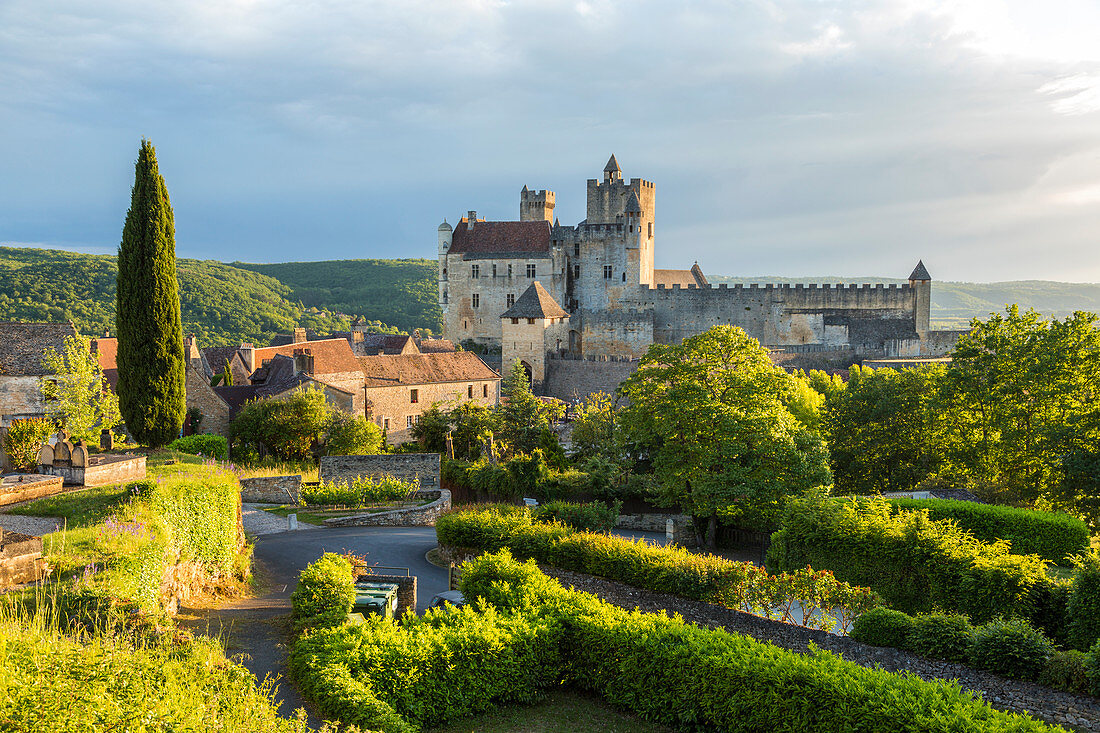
{"left": 442, "top": 267, "right": 447, "bottom": 278}
{"left": 467, "top": 385, "right": 473, "bottom": 399}
{"left": 622, "top": 272, "right": 626, "bottom": 282}
{"left": 463, "top": 320, "right": 468, "bottom": 329}
{"left": 442, "top": 290, "right": 448, "bottom": 304}
{"left": 648, "top": 222, "right": 653, "bottom": 238}
{"left": 574, "top": 243, "right": 580, "bottom": 257}
{"left": 508, "top": 264, "right": 513, "bottom": 278}
{"left": 507, "top": 293, "right": 515, "bottom": 307}
{"left": 472, "top": 294, "right": 480, "bottom": 308}
{"left": 410, "top": 389, "right": 419, "bottom": 404}
{"left": 629, "top": 225, "right": 633, "bottom": 233}
{"left": 492, "top": 264, "right": 497, "bottom": 278}
{"left": 471, "top": 264, "right": 480, "bottom": 279}
{"left": 527, "top": 318, "right": 535, "bottom": 325}
{"left": 526, "top": 264, "right": 536, "bottom": 278}
{"left": 603, "top": 265, "right": 613, "bottom": 279}
{"left": 511, "top": 318, "right": 519, "bottom": 324}
{"left": 482, "top": 384, "right": 488, "bottom": 398}
{"left": 573, "top": 264, "right": 580, "bottom": 279}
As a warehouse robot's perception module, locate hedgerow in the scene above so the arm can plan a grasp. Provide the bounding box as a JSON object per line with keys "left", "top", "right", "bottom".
{"left": 887, "top": 498, "right": 1088, "bottom": 565}
{"left": 168, "top": 433, "right": 228, "bottom": 460}
{"left": 436, "top": 505, "right": 878, "bottom": 632}
{"left": 289, "top": 550, "right": 1064, "bottom": 733}
{"left": 300, "top": 475, "right": 418, "bottom": 507}
{"left": 532, "top": 500, "right": 621, "bottom": 532}
{"left": 769, "top": 492, "right": 1056, "bottom": 626}
{"left": 290, "top": 552, "right": 356, "bottom": 631}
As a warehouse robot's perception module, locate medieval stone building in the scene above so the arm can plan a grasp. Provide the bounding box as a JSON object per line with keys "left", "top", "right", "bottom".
{"left": 439, "top": 156, "right": 962, "bottom": 396}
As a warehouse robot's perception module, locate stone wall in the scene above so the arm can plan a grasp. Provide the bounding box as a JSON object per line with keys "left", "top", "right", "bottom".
{"left": 362, "top": 572, "right": 418, "bottom": 616}
{"left": 0, "top": 474, "right": 63, "bottom": 507}
{"left": 240, "top": 475, "right": 301, "bottom": 504}
{"left": 0, "top": 375, "right": 50, "bottom": 426}
{"left": 0, "top": 530, "right": 45, "bottom": 587}
{"left": 323, "top": 488, "right": 451, "bottom": 527}
{"left": 185, "top": 364, "right": 230, "bottom": 437}
{"left": 42, "top": 454, "right": 146, "bottom": 487}
{"left": 542, "top": 355, "right": 639, "bottom": 401}
{"left": 320, "top": 453, "right": 441, "bottom": 488}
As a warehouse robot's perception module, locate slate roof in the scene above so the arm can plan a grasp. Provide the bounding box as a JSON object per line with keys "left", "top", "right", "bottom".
{"left": 624, "top": 191, "right": 642, "bottom": 213}
{"left": 0, "top": 322, "right": 78, "bottom": 377}
{"left": 417, "top": 338, "right": 456, "bottom": 353}
{"left": 359, "top": 352, "right": 501, "bottom": 388}
{"left": 447, "top": 220, "right": 551, "bottom": 257}
{"left": 604, "top": 154, "right": 621, "bottom": 173}
{"left": 501, "top": 282, "right": 568, "bottom": 319}
{"left": 360, "top": 334, "right": 419, "bottom": 356}
{"left": 216, "top": 354, "right": 355, "bottom": 419}
{"left": 203, "top": 346, "right": 242, "bottom": 376}
{"left": 91, "top": 337, "right": 118, "bottom": 389}
{"left": 909, "top": 260, "right": 932, "bottom": 281}
{"left": 250, "top": 338, "right": 361, "bottom": 376}
{"left": 654, "top": 264, "right": 708, "bottom": 288}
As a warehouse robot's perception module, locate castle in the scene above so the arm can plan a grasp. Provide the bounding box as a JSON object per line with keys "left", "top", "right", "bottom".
{"left": 438, "top": 156, "right": 959, "bottom": 396}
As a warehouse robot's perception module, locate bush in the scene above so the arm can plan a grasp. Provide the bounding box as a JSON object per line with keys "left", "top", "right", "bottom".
{"left": 3, "top": 418, "right": 51, "bottom": 471}
{"left": 887, "top": 498, "right": 1089, "bottom": 565}
{"left": 532, "top": 500, "right": 621, "bottom": 532}
{"left": 849, "top": 607, "right": 915, "bottom": 649}
{"left": 1066, "top": 552, "right": 1100, "bottom": 651}
{"left": 168, "top": 433, "right": 228, "bottom": 460}
{"left": 324, "top": 412, "right": 384, "bottom": 456}
{"left": 300, "top": 475, "right": 417, "bottom": 507}
{"left": 770, "top": 492, "right": 1052, "bottom": 624}
{"left": 290, "top": 553, "right": 355, "bottom": 631}
{"left": 969, "top": 617, "right": 1054, "bottom": 681}
{"left": 908, "top": 613, "right": 974, "bottom": 663}
{"left": 1039, "top": 650, "right": 1090, "bottom": 694}
{"left": 230, "top": 386, "right": 329, "bottom": 460}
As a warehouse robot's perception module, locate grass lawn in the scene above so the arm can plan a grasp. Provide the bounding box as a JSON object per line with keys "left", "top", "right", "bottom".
{"left": 6, "top": 484, "right": 132, "bottom": 528}
{"left": 262, "top": 502, "right": 427, "bottom": 526}
{"left": 428, "top": 689, "right": 677, "bottom": 733}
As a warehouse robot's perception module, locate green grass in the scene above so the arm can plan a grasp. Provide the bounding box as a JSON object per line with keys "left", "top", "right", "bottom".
{"left": 427, "top": 689, "right": 677, "bottom": 733}
{"left": 6, "top": 484, "right": 131, "bottom": 528}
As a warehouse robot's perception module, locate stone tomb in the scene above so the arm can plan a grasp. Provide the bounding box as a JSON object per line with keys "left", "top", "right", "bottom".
{"left": 0, "top": 527, "right": 46, "bottom": 588}
{"left": 37, "top": 430, "right": 147, "bottom": 486}
{"left": 0, "top": 474, "right": 64, "bottom": 508}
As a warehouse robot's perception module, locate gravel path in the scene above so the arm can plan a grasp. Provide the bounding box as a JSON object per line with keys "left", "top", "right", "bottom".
{"left": 543, "top": 566, "right": 1100, "bottom": 732}
{"left": 0, "top": 512, "right": 63, "bottom": 537}
{"left": 241, "top": 503, "right": 323, "bottom": 536}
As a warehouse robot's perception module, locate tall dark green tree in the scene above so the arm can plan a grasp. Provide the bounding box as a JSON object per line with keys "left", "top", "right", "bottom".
{"left": 116, "top": 139, "right": 186, "bottom": 447}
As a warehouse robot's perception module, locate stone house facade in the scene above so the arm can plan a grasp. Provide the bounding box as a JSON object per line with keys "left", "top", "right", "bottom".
{"left": 0, "top": 321, "right": 78, "bottom": 427}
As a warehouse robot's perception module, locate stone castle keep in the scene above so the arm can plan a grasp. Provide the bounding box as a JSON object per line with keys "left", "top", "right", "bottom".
{"left": 438, "top": 156, "right": 959, "bottom": 395}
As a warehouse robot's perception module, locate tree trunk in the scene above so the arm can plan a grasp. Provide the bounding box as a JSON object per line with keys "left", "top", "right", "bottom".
{"left": 705, "top": 513, "right": 718, "bottom": 549}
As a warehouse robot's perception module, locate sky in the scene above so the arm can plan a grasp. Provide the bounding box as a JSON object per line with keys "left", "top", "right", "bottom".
{"left": 2, "top": 1, "right": 1100, "bottom": 282}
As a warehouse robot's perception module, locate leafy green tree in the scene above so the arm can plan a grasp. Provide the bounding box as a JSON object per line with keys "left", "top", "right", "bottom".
{"left": 498, "top": 359, "right": 563, "bottom": 457}
{"left": 115, "top": 139, "right": 186, "bottom": 447}
{"left": 324, "top": 411, "right": 383, "bottom": 456}
{"left": 411, "top": 404, "right": 451, "bottom": 453}
{"left": 619, "top": 325, "right": 831, "bottom": 547}
{"left": 40, "top": 334, "right": 121, "bottom": 443}
{"left": 3, "top": 418, "right": 52, "bottom": 471}
{"left": 450, "top": 403, "right": 496, "bottom": 461}
{"left": 570, "top": 391, "right": 619, "bottom": 459}
{"left": 230, "top": 386, "right": 331, "bottom": 461}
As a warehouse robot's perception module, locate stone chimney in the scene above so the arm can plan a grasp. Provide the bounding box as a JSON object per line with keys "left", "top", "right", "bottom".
{"left": 293, "top": 348, "right": 315, "bottom": 375}
{"left": 239, "top": 343, "right": 255, "bottom": 373}
{"left": 293, "top": 327, "right": 307, "bottom": 344}
{"left": 467, "top": 211, "right": 477, "bottom": 230}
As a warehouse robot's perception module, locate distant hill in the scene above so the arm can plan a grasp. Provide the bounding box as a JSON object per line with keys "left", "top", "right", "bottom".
{"left": 709, "top": 275, "right": 1100, "bottom": 329}
{"left": 233, "top": 259, "right": 441, "bottom": 336}
{"left": 0, "top": 247, "right": 351, "bottom": 346}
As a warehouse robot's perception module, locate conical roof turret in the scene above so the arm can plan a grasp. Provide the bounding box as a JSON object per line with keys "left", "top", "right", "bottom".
{"left": 624, "top": 190, "right": 642, "bottom": 213}
{"left": 604, "top": 154, "right": 621, "bottom": 173}
{"left": 908, "top": 260, "right": 931, "bottom": 281}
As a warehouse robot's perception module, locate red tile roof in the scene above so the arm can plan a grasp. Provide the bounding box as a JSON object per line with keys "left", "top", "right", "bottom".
{"left": 359, "top": 352, "right": 500, "bottom": 388}
{"left": 91, "top": 337, "right": 118, "bottom": 389}
{"left": 448, "top": 220, "right": 551, "bottom": 256}
{"left": 250, "top": 338, "right": 361, "bottom": 376}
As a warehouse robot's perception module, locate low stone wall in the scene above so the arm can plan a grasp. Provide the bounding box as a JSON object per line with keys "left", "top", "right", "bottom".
{"left": 0, "top": 530, "right": 46, "bottom": 587}
{"left": 320, "top": 453, "right": 441, "bottom": 489}
{"left": 616, "top": 513, "right": 697, "bottom": 547}
{"left": 361, "top": 572, "right": 417, "bottom": 616}
{"left": 240, "top": 475, "right": 301, "bottom": 504}
{"left": 41, "top": 454, "right": 146, "bottom": 487}
{"left": 0, "top": 474, "right": 63, "bottom": 507}
{"left": 323, "top": 488, "right": 451, "bottom": 527}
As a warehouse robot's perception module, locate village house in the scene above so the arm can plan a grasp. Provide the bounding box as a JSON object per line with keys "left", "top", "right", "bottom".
{"left": 0, "top": 321, "right": 79, "bottom": 428}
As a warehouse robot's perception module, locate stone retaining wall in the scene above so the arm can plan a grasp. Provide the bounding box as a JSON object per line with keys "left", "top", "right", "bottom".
{"left": 323, "top": 488, "right": 451, "bottom": 527}
{"left": 616, "top": 512, "right": 696, "bottom": 546}
{"left": 41, "top": 454, "right": 146, "bottom": 487}
{"left": 0, "top": 474, "right": 63, "bottom": 507}
{"left": 362, "top": 572, "right": 417, "bottom": 616}
{"left": 320, "top": 454, "right": 440, "bottom": 489}
{"left": 239, "top": 475, "right": 301, "bottom": 504}
{"left": 0, "top": 530, "right": 46, "bottom": 587}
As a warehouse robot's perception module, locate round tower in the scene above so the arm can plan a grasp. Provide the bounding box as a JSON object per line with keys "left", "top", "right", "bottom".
{"left": 438, "top": 219, "right": 452, "bottom": 310}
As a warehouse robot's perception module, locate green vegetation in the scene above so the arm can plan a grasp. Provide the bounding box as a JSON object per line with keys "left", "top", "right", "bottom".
{"left": 300, "top": 475, "right": 419, "bottom": 507}
{"left": 235, "top": 258, "right": 441, "bottom": 335}
{"left": 884, "top": 498, "right": 1089, "bottom": 565}
{"left": 116, "top": 139, "right": 186, "bottom": 447}
{"left": 427, "top": 689, "right": 676, "bottom": 733}
{"left": 618, "top": 325, "right": 830, "bottom": 546}
{"left": 290, "top": 550, "right": 1062, "bottom": 733}
{"left": 168, "top": 433, "right": 229, "bottom": 460}
{"left": 40, "top": 334, "right": 120, "bottom": 443}
{"left": 435, "top": 505, "right": 877, "bottom": 632}
{"left": 9, "top": 483, "right": 132, "bottom": 527}
{"left": 531, "top": 500, "right": 621, "bottom": 532}
{"left": 3, "top": 418, "right": 51, "bottom": 472}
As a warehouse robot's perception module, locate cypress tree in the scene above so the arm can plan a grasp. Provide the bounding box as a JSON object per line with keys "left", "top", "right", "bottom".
{"left": 116, "top": 139, "right": 186, "bottom": 447}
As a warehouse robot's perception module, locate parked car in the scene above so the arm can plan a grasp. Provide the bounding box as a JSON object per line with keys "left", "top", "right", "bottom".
{"left": 428, "top": 590, "right": 466, "bottom": 609}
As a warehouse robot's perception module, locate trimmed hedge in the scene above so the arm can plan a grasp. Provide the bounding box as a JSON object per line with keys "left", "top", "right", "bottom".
{"left": 300, "top": 475, "right": 417, "bottom": 507}
{"left": 909, "top": 613, "right": 975, "bottom": 664}
{"left": 887, "top": 498, "right": 1089, "bottom": 565}
{"left": 531, "top": 500, "right": 621, "bottom": 532}
{"left": 970, "top": 617, "right": 1054, "bottom": 681}
{"left": 290, "top": 552, "right": 355, "bottom": 631}
{"left": 850, "top": 607, "right": 915, "bottom": 648}
{"left": 290, "top": 551, "right": 1064, "bottom": 732}
{"left": 169, "top": 434, "right": 228, "bottom": 460}
{"left": 770, "top": 492, "right": 1057, "bottom": 626}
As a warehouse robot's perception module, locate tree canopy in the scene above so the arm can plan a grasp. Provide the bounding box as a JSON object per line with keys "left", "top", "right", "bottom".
{"left": 40, "top": 334, "right": 121, "bottom": 443}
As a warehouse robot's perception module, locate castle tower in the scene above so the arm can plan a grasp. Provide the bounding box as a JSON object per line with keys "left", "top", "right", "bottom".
{"left": 908, "top": 260, "right": 931, "bottom": 337}
{"left": 500, "top": 281, "right": 569, "bottom": 393}
{"left": 604, "top": 154, "right": 622, "bottom": 182}
{"left": 520, "top": 185, "right": 556, "bottom": 222}
{"left": 438, "top": 219, "right": 453, "bottom": 311}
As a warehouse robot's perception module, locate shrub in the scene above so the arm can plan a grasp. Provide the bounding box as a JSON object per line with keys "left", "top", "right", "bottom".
{"left": 324, "top": 411, "right": 384, "bottom": 456}
{"left": 1039, "top": 650, "right": 1090, "bottom": 694}
{"left": 290, "top": 553, "right": 355, "bottom": 631}
{"left": 168, "top": 433, "right": 228, "bottom": 460}
{"left": 887, "top": 498, "right": 1089, "bottom": 565}
{"left": 770, "top": 492, "right": 1052, "bottom": 624}
{"left": 532, "top": 500, "right": 621, "bottom": 532}
{"left": 908, "top": 613, "right": 974, "bottom": 663}
{"left": 1066, "top": 551, "right": 1100, "bottom": 651}
{"left": 3, "top": 418, "right": 51, "bottom": 471}
{"left": 969, "top": 617, "right": 1054, "bottom": 681}
{"left": 300, "top": 476, "right": 417, "bottom": 507}
{"left": 849, "top": 607, "right": 915, "bottom": 649}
